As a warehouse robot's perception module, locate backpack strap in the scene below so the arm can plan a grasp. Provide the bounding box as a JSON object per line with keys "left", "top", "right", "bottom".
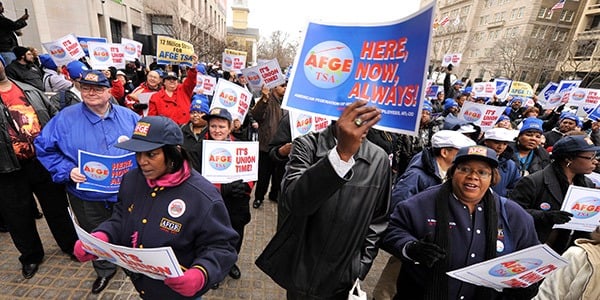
{"left": 58, "top": 90, "right": 67, "bottom": 110}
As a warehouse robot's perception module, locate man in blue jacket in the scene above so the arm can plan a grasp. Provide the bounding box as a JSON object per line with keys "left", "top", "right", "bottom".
{"left": 35, "top": 70, "right": 140, "bottom": 294}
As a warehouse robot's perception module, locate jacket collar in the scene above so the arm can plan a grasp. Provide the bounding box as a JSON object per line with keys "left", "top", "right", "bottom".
{"left": 81, "top": 102, "right": 114, "bottom": 124}
{"left": 543, "top": 165, "right": 565, "bottom": 203}
{"left": 315, "top": 124, "right": 373, "bottom": 164}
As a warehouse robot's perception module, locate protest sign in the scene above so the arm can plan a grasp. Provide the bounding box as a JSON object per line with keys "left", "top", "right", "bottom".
{"left": 195, "top": 74, "right": 217, "bottom": 95}
{"left": 289, "top": 110, "right": 332, "bottom": 140}
{"left": 42, "top": 34, "right": 85, "bottom": 67}
{"left": 585, "top": 172, "right": 600, "bottom": 188}
{"left": 447, "top": 244, "right": 567, "bottom": 291}
{"left": 87, "top": 41, "right": 124, "bottom": 70}
{"left": 210, "top": 79, "right": 253, "bottom": 122}
{"left": 508, "top": 81, "right": 534, "bottom": 98}
{"left": 73, "top": 219, "right": 183, "bottom": 280}
{"left": 557, "top": 80, "right": 581, "bottom": 93}
{"left": 495, "top": 79, "right": 512, "bottom": 100}
{"left": 241, "top": 59, "right": 286, "bottom": 91}
{"left": 282, "top": 3, "right": 434, "bottom": 136}
{"left": 441, "top": 53, "right": 462, "bottom": 67}
{"left": 201, "top": 140, "right": 259, "bottom": 183}
{"left": 137, "top": 92, "right": 155, "bottom": 116}
{"left": 77, "top": 150, "right": 136, "bottom": 193}
{"left": 472, "top": 82, "right": 496, "bottom": 98}
{"left": 222, "top": 49, "right": 247, "bottom": 72}
{"left": 553, "top": 186, "right": 600, "bottom": 232}
{"left": 457, "top": 101, "right": 507, "bottom": 132}
{"left": 536, "top": 82, "right": 560, "bottom": 109}
{"left": 77, "top": 36, "right": 107, "bottom": 56}
{"left": 121, "top": 37, "right": 143, "bottom": 61}
{"left": 156, "top": 36, "right": 195, "bottom": 66}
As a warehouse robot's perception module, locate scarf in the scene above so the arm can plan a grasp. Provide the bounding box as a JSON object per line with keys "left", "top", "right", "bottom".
{"left": 425, "top": 181, "right": 498, "bottom": 300}
{"left": 146, "top": 160, "right": 191, "bottom": 188}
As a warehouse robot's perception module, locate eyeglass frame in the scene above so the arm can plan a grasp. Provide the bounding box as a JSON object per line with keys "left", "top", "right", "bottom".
{"left": 576, "top": 154, "right": 600, "bottom": 161}
{"left": 80, "top": 84, "right": 108, "bottom": 93}
{"left": 455, "top": 165, "right": 492, "bottom": 179}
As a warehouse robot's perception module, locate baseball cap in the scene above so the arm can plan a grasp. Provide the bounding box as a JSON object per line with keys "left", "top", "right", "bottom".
{"left": 202, "top": 107, "right": 232, "bottom": 122}
{"left": 78, "top": 70, "right": 111, "bottom": 88}
{"left": 163, "top": 71, "right": 178, "bottom": 80}
{"left": 431, "top": 130, "right": 476, "bottom": 149}
{"left": 116, "top": 70, "right": 127, "bottom": 77}
{"left": 496, "top": 114, "right": 510, "bottom": 123}
{"left": 453, "top": 80, "right": 464, "bottom": 86}
{"left": 444, "top": 99, "right": 459, "bottom": 111}
{"left": 551, "top": 135, "right": 600, "bottom": 158}
{"left": 453, "top": 145, "right": 499, "bottom": 168}
{"left": 66, "top": 60, "right": 89, "bottom": 80}
{"left": 457, "top": 123, "right": 477, "bottom": 134}
{"left": 519, "top": 117, "right": 543, "bottom": 134}
{"left": 483, "top": 127, "right": 516, "bottom": 142}
{"left": 115, "top": 116, "right": 183, "bottom": 152}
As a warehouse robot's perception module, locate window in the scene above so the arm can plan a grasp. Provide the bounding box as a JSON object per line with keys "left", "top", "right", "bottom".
{"left": 519, "top": 70, "right": 528, "bottom": 82}
{"left": 532, "top": 26, "right": 540, "bottom": 38}
{"left": 110, "top": 19, "right": 123, "bottom": 43}
{"left": 525, "top": 47, "right": 534, "bottom": 58}
{"left": 517, "top": 7, "right": 525, "bottom": 19}
{"left": 461, "top": 6, "right": 470, "bottom": 15}
{"left": 538, "top": 8, "right": 547, "bottom": 18}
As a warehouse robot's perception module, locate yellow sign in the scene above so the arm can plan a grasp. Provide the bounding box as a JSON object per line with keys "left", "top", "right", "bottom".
{"left": 156, "top": 36, "right": 194, "bottom": 66}
{"left": 508, "top": 81, "right": 534, "bottom": 98}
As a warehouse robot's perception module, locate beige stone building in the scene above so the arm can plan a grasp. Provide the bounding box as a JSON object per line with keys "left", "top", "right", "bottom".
{"left": 3, "top": 0, "right": 227, "bottom": 63}
{"left": 560, "top": 0, "right": 600, "bottom": 87}
{"left": 226, "top": 0, "right": 259, "bottom": 66}
{"left": 430, "top": 0, "right": 586, "bottom": 87}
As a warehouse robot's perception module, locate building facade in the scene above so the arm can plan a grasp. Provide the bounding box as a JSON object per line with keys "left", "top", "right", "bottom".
{"left": 431, "top": 0, "right": 586, "bottom": 87}
{"left": 226, "top": 0, "right": 259, "bottom": 66}
{"left": 3, "top": 0, "right": 227, "bottom": 63}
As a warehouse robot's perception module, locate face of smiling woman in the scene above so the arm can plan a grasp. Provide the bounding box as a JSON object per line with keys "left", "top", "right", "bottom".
{"left": 451, "top": 160, "right": 493, "bottom": 212}
{"left": 136, "top": 148, "right": 169, "bottom": 180}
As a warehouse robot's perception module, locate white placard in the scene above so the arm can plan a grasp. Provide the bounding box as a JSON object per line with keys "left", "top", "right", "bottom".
{"left": 72, "top": 212, "right": 183, "bottom": 280}
{"left": 447, "top": 244, "right": 567, "bottom": 291}
{"left": 41, "top": 34, "right": 85, "bottom": 67}
{"left": 457, "top": 101, "right": 507, "bottom": 132}
{"left": 289, "top": 109, "right": 331, "bottom": 140}
{"left": 121, "top": 37, "right": 143, "bottom": 61}
{"left": 201, "top": 140, "right": 259, "bottom": 183}
{"left": 553, "top": 185, "right": 600, "bottom": 232}
{"left": 240, "top": 59, "right": 286, "bottom": 92}
{"left": 137, "top": 92, "right": 155, "bottom": 116}
{"left": 210, "top": 79, "right": 253, "bottom": 122}
{"left": 195, "top": 74, "right": 217, "bottom": 95}
{"left": 472, "top": 82, "right": 496, "bottom": 98}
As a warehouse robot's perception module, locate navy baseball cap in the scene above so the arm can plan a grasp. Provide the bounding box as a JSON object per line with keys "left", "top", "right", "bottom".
{"left": 79, "top": 70, "right": 111, "bottom": 88}
{"left": 163, "top": 71, "right": 178, "bottom": 80}
{"left": 202, "top": 107, "right": 232, "bottom": 122}
{"left": 552, "top": 135, "right": 600, "bottom": 157}
{"left": 115, "top": 116, "right": 183, "bottom": 152}
{"left": 453, "top": 145, "right": 499, "bottom": 168}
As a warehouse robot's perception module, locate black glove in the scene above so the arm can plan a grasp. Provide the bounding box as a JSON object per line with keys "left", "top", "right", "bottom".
{"left": 502, "top": 283, "right": 540, "bottom": 300}
{"left": 544, "top": 210, "right": 573, "bottom": 225}
{"left": 132, "top": 103, "right": 148, "bottom": 110}
{"left": 230, "top": 179, "right": 251, "bottom": 201}
{"left": 108, "top": 66, "right": 117, "bottom": 79}
{"left": 405, "top": 235, "right": 446, "bottom": 268}
{"left": 134, "top": 59, "right": 141, "bottom": 69}
{"left": 555, "top": 104, "right": 565, "bottom": 113}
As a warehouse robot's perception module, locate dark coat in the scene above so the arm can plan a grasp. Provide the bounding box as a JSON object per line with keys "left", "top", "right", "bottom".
{"left": 509, "top": 163, "right": 594, "bottom": 253}
{"left": 0, "top": 15, "right": 26, "bottom": 52}
{"left": 255, "top": 125, "right": 391, "bottom": 298}
{"left": 509, "top": 142, "right": 550, "bottom": 176}
{"left": 5, "top": 61, "right": 44, "bottom": 91}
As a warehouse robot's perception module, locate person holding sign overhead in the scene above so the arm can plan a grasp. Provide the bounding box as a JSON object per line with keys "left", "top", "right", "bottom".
{"left": 510, "top": 135, "right": 599, "bottom": 254}
{"left": 148, "top": 54, "right": 199, "bottom": 125}
{"left": 382, "top": 145, "right": 539, "bottom": 299}
{"left": 34, "top": 69, "right": 140, "bottom": 294}
{"left": 256, "top": 100, "right": 391, "bottom": 299}
{"left": 73, "top": 116, "right": 238, "bottom": 299}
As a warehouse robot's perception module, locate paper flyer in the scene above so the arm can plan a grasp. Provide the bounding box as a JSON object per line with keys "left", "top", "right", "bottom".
{"left": 77, "top": 150, "right": 137, "bottom": 194}
{"left": 553, "top": 185, "right": 600, "bottom": 232}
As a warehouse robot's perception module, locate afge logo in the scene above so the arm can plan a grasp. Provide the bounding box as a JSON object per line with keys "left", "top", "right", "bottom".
{"left": 49, "top": 46, "right": 66, "bottom": 58}
{"left": 209, "top": 148, "right": 232, "bottom": 171}
{"left": 548, "top": 93, "right": 562, "bottom": 104}
{"left": 93, "top": 46, "right": 110, "bottom": 62}
{"left": 488, "top": 259, "right": 542, "bottom": 277}
{"left": 295, "top": 114, "right": 312, "bottom": 134}
{"left": 223, "top": 57, "right": 232, "bottom": 68}
{"left": 218, "top": 88, "right": 237, "bottom": 107}
{"left": 571, "top": 197, "right": 600, "bottom": 219}
{"left": 83, "top": 161, "right": 109, "bottom": 181}
{"left": 303, "top": 41, "right": 354, "bottom": 88}
{"left": 463, "top": 107, "right": 482, "bottom": 122}
{"left": 246, "top": 71, "right": 261, "bottom": 85}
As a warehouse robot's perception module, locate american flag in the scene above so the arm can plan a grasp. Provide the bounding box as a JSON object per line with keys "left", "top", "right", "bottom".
{"left": 551, "top": 0, "right": 565, "bottom": 11}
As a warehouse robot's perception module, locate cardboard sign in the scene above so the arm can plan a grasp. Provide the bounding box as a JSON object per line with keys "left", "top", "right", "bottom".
{"left": 121, "top": 37, "right": 143, "bottom": 61}
{"left": 553, "top": 185, "right": 600, "bottom": 232}
{"left": 156, "top": 36, "right": 195, "bottom": 66}
{"left": 441, "top": 53, "right": 462, "bottom": 67}
{"left": 222, "top": 49, "right": 247, "bottom": 72}
{"left": 457, "top": 101, "right": 507, "bottom": 132}
{"left": 495, "top": 79, "right": 512, "bottom": 100}
{"left": 289, "top": 110, "right": 331, "bottom": 140}
{"left": 77, "top": 36, "right": 108, "bottom": 56}
{"left": 210, "top": 79, "right": 253, "bottom": 122}
{"left": 42, "top": 34, "right": 86, "bottom": 67}
{"left": 473, "top": 82, "right": 496, "bottom": 98}
{"left": 77, "top": 150, "right": 137, "bottom": 194}
{"left": 537, "top": 82, "right": 560, "bottom": 109}
{"left": 508, "top": 81, "right": 534, "bottom": 98}
{"left": 201, "top": 140, "right": 259, "bottom": 183}
{"left": 241, "top": 59, "right": 286, "bottom": 92}
{"left": 195, "top": 74, "right": 217, "bottom": 95}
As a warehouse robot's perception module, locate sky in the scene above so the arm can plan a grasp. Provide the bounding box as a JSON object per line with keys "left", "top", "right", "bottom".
{"left": 227, "top": 0, "right": 424, "bottom": 40}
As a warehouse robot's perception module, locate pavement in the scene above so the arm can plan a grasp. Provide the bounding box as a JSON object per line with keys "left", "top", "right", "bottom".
{"left": 0, "top": 196, "right": 391, "bottom": 299}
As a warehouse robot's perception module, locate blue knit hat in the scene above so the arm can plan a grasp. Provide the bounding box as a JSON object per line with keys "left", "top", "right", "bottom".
{"left": 444, "top": 99, "right": 459, "bottom": 111}
{"left": 190, "top": 94, "right": 210, "bottom": 114}
{"left": 520, "top": 117, "right": 543, "bottom": 134}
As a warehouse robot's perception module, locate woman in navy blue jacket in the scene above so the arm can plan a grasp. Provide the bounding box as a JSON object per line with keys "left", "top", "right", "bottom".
{"left": 73, "top": 116, "right": 238, "bottom": 299}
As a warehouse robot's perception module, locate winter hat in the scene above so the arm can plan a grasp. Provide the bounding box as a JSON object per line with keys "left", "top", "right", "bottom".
{"left": 190, "top": 94, "right": 210, "bottom": 114}
{"left": 12, "top": 46, "right": 29, "bottom": 59}
{"left": 66, "top": 60, "right": 89, "bottom": 80}
{"left": 39, "top": 54, "right": 58, "bottom": 70}
{"left": 444, "top": 99, "right": 459, "bottom": 111}
{"left": 519, "top": 117, "right": 543, "bottom": 134}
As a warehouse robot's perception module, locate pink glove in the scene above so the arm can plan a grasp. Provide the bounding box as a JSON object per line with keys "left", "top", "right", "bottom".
{"left": 164, "top": 268, "right": 206, "bottom": 297}
{"left": 73, "top": 231, "right": 109, "bottom": 262}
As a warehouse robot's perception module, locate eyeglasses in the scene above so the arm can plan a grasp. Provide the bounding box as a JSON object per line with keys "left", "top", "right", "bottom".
{"left": 80, "top": 85, "right": 107, "bottom": 93}
{"left": 456, "top": 166, "right": 492, "bottom": 179}
{"left": 190, "top": 111, "right": 205, "bottom": 116}
{"left": 576, "top": 154, "right": 600, "bottom": 161}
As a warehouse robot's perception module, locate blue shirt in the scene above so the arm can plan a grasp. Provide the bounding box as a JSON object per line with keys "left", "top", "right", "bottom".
{"left": 35, "top": 102, "right": 140, "bottom": 201}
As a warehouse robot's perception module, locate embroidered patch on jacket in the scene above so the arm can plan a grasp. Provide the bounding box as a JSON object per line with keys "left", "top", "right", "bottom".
{"left": 168, "top": 199, "right": 186, "bottom": 218}
{"left": 160, "top": 217, "right": 182, "bottom": 233}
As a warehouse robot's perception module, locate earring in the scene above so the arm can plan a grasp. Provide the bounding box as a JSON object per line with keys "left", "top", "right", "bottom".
{"left": 566, "top": 161, "right": 571, "bottom": 168}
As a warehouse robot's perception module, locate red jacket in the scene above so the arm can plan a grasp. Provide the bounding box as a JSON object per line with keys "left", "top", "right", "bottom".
{"left": 148, "top": 68, "right": 197, "bottom": 125}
